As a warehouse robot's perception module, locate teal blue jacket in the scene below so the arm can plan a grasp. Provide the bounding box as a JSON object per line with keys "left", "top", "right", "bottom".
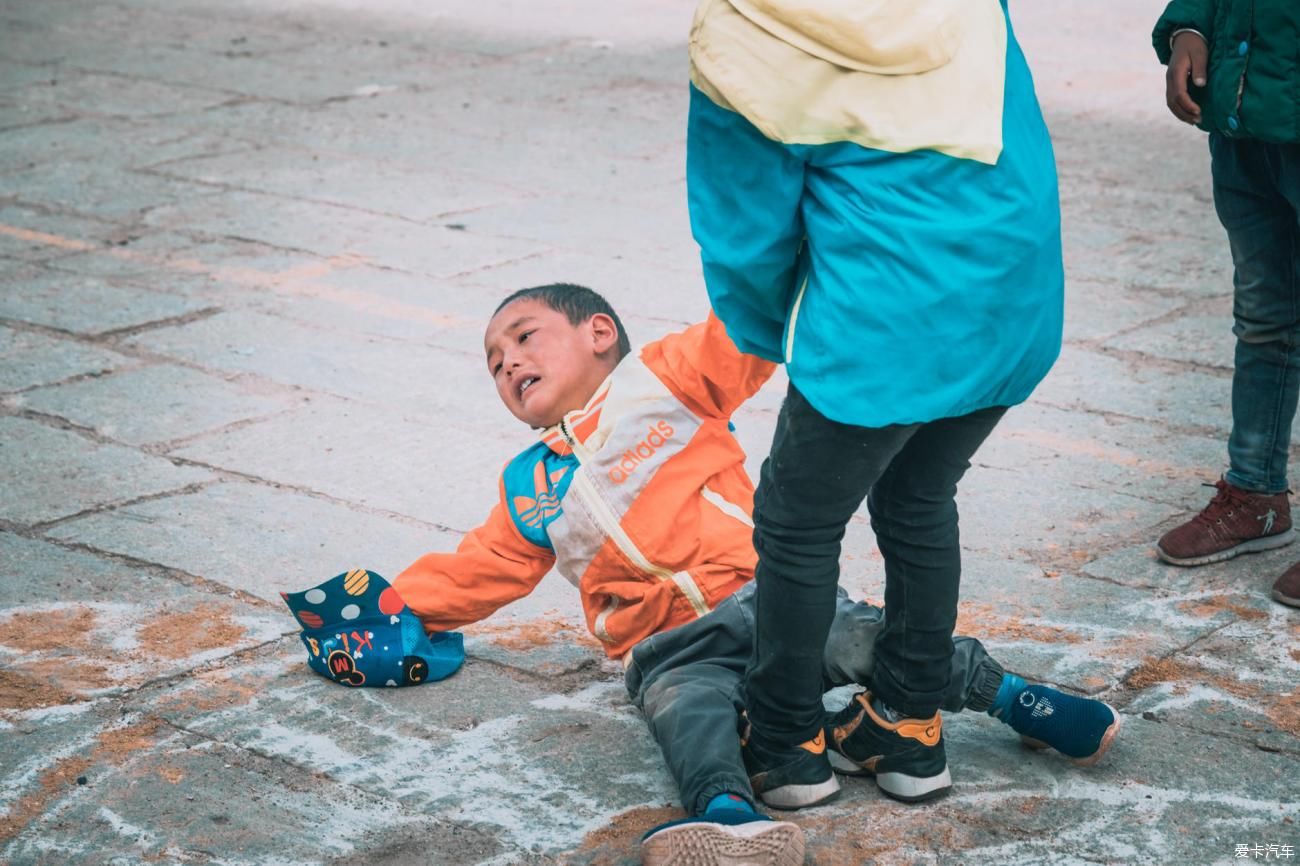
{"left": 687, "top": 2, "right": 1064, "bottom": 427}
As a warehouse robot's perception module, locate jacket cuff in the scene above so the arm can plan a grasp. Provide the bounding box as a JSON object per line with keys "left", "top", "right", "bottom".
{"left": 1169, "top": 27, "right": 1208, "bottom": 51}
{"left": 1153, "top": 14, "right": 1210, "bottom": 65}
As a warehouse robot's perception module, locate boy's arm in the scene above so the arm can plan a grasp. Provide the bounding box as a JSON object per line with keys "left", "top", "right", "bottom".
{"left": 641, "top": 312, "right": 778, "bottom": 421}
{"left": 1153, "top": 0, "right": 1215, "bottom": 126}
{"left": 393, "top": 478, "right": 556, "bottom": 633}
{"left": 687, "top": 85, "right": 806, "bottom": 365}
{"left": 1152, "top": 0, "right": 1215, "bottom": 64}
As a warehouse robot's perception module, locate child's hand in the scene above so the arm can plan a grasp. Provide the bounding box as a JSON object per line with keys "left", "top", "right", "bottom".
{"left": 1165, "top": 31, "right": 1208, "bottom": 125}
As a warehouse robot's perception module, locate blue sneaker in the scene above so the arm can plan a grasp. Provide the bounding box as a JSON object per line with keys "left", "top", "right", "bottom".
{"left": 1000, "top": 684, "right": 1121, "bottom": 767}
{"left": 640, "top": 811, "right": 804, "bottom": 866}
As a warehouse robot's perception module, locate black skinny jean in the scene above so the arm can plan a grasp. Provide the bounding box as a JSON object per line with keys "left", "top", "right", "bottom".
{"left": 745, "top": 384, "right": 1006, "bottom": 745}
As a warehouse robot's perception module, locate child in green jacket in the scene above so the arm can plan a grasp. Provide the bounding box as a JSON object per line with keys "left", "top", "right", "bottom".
{"left": 1153, "top": 0, "right": 1300, "bottom": 609}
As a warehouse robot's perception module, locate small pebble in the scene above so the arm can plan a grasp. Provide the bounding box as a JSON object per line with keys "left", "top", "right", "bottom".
{"left": 76, "top": 776, "right": 88, "bottom": 785}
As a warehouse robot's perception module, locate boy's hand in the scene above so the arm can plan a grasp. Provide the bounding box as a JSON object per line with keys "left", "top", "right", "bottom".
{"left": 1165, "top": 31, "right": 1208, "bottom": 125}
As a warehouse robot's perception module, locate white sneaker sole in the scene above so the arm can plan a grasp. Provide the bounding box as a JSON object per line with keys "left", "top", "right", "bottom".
{"left": 827, "top": 750, "right": 871, "bottom": 777}
{"left": 756, "top": 774, "right": 841, "bottom": 810}
{"left": 1157, "top": 528, "right": 1296, "bottom": 566}
{"left": 876, "top": 767, "right": 952, "bottom": 803}
{"left": 827, "top": 751, "right": 951, "bottom": 802}
{"left": 641, "top": 820, "right": 805, "bottom": 866}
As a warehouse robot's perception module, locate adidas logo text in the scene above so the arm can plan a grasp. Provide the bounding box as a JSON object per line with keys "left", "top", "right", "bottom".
{"left": 607, "top": 421, "right": 675, "bottom": 484}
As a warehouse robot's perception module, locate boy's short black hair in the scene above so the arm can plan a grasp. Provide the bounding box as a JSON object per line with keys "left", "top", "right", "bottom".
{"left": 494, "top": 283, "right": 632, "bottom": 359}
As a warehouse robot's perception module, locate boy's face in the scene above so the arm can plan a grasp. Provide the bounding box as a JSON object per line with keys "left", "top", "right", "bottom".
{"left": 484, "top": 299, "right": 619, "bottom": 429}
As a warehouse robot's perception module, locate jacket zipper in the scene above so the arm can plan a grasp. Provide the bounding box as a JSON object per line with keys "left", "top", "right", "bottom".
{"left": 784, "top": 275, "right": 809, "bottom": 364}
{"left": 558, "top": 419, "right": 712, "bottom": 627}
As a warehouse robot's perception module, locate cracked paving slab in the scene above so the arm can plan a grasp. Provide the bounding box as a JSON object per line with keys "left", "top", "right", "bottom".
{"left": 42, "top": 476, "right": 592, "bottom": 626}
{"left": 114, "top": 641, "right": 667, "bottom": 859}
{"left": 0, "top": 116, "right": 254, "bottom": 177}
{"left": 123, "top": 308, "right": 498, "bottom": 410}
{"left": 1121, "top": 600, "right": 1299, "bottom": 755}
{"left": 0, "top": 324, "right": 138, "bottom": 393}
{"left": 0, "top": 205, "right": 127, "bottom": 262}
{"left": 141, "top": 191, "right": 549, "bottom": 278}
{"left": 183, "top": 91, "right": 686, "bottom": 199}
{"left": 1033, "top": 345, "right": 1233, "bottom": 436}
{"left": 14, "top": 363, "right": 308, "bottom": 449}
{"left": 1, "top": 708, "right": 513, "bottom": 865}
{"left": 0, "top": 265, "right": 213, "bottom": 335}
{"left": 1104, "top": 311, "right": 1239, "bottom": 371}
{"left": 37, "top": 232, "right": 331, "bottom": 299}
{"left": 148, "top": 146, "right": 526, "bottom": 224}
{"left": 0, "top": 416, "right": 214, "bottom": 526}
{"left": 44, "top": 480, "right": 456, "bottom": 602}
{"left": 3, "top": 162, "right": 225, "bottom": 223}
{"left": 237, "top": 262, "right": 521, "bottom": 356}
{"left": 4, "top": 71, "right": 238, "bottom": 122}
{"left": 169, "top": 396, "right": 525, "bottom": 531}
{"left": 1060, "top": 277, "right": 1191, "bottom": 345}
{"left": 981, "top": 401, "right": 1230, "bottom": 495}
{"left": 0, "top": 532, "right": 286, "bottom": 705}
{"left": 832, "top": 545, "right": 1254, "bottom": 695}
{"left": 1083, "top": 538, "right": 1300, "bottom": 597}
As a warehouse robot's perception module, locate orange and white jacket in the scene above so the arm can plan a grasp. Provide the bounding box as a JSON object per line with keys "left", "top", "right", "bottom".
{"left": 394, "top": 314, "right": 775, "bottom": 659}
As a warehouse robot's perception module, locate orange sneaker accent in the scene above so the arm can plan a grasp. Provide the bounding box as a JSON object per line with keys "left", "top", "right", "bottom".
{"left": 741, "top": 712, "right": 828, "bottom": 755}
{"left": 859, "top": 693, "right": 943, "bottom": 747}
{"left": 894, "top": 719, "right": 942, "bottom": 747}
{"left": 831, "top": 696, "right": 868, "bottom": 747}
{"left": 799, "top": 731, "right": 827, "bottom": 755}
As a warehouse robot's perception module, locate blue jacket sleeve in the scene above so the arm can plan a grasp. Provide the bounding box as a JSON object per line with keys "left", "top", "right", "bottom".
{"left": 687, "top": 85, "right": 806, "bottom": 363}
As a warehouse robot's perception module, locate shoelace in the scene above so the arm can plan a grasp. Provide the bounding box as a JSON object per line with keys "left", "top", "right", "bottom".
{"left": 1191, "top": 480, "right": 1253, "bottom": 527}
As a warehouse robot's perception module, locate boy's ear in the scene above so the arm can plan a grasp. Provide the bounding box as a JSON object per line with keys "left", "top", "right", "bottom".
{"left": 588, "top": 313, "right": 619, "bottom": 356}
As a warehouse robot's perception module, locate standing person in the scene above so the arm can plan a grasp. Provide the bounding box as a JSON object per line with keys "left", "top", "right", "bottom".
{"left": 686, "top": 0, "right": 1066, "bottom": 806}
{"left": 1152, "top": 0, "right": 1300, "bottom": 610}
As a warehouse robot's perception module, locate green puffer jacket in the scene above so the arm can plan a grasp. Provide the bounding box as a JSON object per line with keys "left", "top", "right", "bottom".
{"left": 1153, "top": 0, "right": 1299, "bottom": 143}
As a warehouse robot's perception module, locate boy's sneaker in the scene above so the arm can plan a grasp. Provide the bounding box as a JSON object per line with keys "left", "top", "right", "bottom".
{"left": 740, "top": 717, "right": 841, "bottom": 810}
{"left": 998, "top": 684, "right": 1121, "bottom": 767}
{"left": 1157, "top": 480, "right": 1293, "bottom": 566}
{"left": 641, "top": 812, "right": 804, "bottom": 866}
{"left": 825, "top": 692, "right": 951, "bottom": 803}
{"left": 1272, "top": 562, "right": 1300, "bottom": 608}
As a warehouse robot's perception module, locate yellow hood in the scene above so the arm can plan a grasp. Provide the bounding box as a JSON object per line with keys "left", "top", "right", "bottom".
{"left": 727, "top": 0, "right": 965, "bottom": 74}
{"left": 690, "top": 0, "right": 1007, "bottom": 164}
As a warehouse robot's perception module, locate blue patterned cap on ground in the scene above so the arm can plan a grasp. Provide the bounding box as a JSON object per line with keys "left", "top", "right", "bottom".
{"left": 281, "top": 569, "right": 464, "bottom": 687}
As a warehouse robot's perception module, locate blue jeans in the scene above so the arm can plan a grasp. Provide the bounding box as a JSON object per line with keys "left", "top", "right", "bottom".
{"left": 1210, "top": 134, "right": 1300, "bottom": 494}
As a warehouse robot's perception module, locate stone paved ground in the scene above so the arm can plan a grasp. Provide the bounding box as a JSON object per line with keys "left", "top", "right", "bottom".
{"left": 1, "top": 0, "right": 1297, "bottom": 863}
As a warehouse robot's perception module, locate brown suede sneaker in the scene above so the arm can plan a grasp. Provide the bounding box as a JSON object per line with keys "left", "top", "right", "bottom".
{"left": 1156, "top": 480, "right": 1294, "bottom": 566}
{"left": 1273, "top": 562, "right": 1300, "bottom": 608}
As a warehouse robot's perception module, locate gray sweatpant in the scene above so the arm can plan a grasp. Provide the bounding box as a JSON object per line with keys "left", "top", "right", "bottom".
{"left": 623, "top": 582, "right": 1004, "bottom": 816}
